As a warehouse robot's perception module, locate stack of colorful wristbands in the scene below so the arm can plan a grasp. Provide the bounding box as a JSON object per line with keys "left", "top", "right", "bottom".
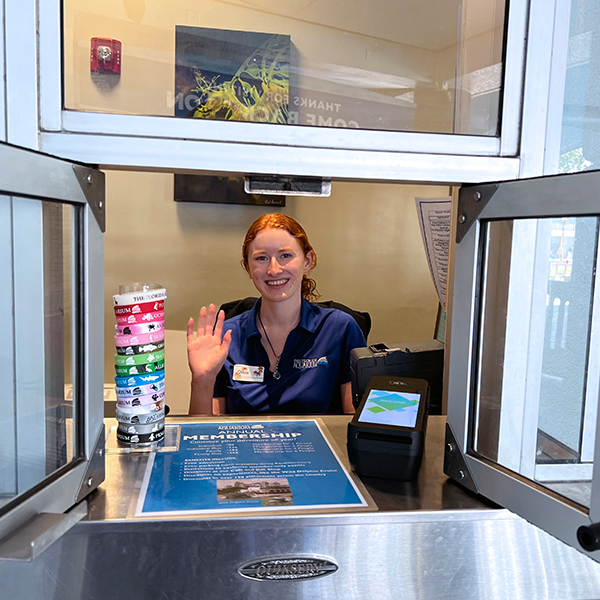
{"left": 113, "top": 286, "right": 168, "bottom": 445}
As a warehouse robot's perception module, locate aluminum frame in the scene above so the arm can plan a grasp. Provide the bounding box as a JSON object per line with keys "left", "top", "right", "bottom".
{"left": 446, "top": 170, "right": 600, "bottom": 562}
{"left": 0, "top": 142, "right": 104, "bottom": 556}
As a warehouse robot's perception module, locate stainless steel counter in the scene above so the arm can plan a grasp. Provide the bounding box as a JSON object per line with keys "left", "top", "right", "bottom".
{"left": 3, "top": 415, "right": 600, "bottom": 599}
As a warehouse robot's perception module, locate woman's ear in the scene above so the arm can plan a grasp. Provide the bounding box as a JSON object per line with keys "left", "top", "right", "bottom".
{"left": 304, "top": 250, "right": 315, "bottom": 272}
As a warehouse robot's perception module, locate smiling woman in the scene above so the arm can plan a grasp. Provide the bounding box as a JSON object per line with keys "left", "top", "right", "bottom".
{"left": 187, "top": 213, "right": 367, "bottom": 416}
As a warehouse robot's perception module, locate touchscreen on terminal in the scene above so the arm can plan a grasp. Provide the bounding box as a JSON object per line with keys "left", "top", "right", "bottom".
{"left": 356, "top": 388, "right": 422, "bottom": 429}
{"left": 347, "top": 376, "right": 430, "bottom": 481}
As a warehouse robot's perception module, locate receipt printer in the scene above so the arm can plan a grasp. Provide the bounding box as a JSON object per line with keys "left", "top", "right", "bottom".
{"left": 347, "top": 376, "right": 430, "bottom": 481}
{"left": 350, "top": 340, "right": 443, "bottom": 414}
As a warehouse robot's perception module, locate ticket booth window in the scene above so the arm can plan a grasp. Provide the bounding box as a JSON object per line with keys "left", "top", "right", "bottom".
{"left": 63, "top": 0, "right": 506, "bottom": 136}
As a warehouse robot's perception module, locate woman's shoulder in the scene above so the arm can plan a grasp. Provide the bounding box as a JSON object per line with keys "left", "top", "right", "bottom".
{"left": 312, "top": 302, "right": 354, "bottom": 323}
{"left": 312, "top": 300, "right": 369, "bottom": 332}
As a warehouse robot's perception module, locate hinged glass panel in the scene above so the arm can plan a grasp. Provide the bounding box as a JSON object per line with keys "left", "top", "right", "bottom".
{"left": 446, "top": 171, "right": 600, "bottom": 562}
{"left": 0, "top": 195, "right": 82, "bottom": 514}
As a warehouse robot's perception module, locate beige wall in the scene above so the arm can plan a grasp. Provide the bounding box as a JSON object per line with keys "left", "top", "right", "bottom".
{"left": 103, "top": 171, "right": 444, "bottom": 384}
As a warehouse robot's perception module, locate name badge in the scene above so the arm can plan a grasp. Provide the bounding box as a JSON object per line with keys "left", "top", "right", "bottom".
{"left": 233, "top": 364, "right": 265, "bottom": 382}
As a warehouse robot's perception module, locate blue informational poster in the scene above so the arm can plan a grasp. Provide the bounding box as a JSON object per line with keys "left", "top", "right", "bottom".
{"left": 136, "top": 420, "right": 369, "bottom": 516}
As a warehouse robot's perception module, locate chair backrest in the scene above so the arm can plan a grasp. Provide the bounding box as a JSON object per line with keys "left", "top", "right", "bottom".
{"left": 218, "top": 297, "right": 371, "bottom": 340}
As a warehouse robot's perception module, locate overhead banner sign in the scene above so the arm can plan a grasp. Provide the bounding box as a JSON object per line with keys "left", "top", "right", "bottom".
{"left": 136, "top": 420, "right": 370, "bottom": 516}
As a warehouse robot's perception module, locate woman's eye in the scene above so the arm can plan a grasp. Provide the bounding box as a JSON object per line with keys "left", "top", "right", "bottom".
{"left": 280, "top": 253, "right": 292, "bottom": 259}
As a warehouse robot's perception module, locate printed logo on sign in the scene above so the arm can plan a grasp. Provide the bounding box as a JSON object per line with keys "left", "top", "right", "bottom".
{"left": 293, "top": 356, "right": 328, "bottom": 369}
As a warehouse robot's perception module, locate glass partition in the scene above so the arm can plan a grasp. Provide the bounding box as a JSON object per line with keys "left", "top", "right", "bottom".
{"left": 474, "top": 215, "right": 599, "bottom": 510}
{"left": 558, "top": 0, "right": 600, "bottom": 173}
{"left": 63, "top": 0, "right": 506, "bottom": 135}
{"left": 0, "top": 196, "right": 80, "bottom": 513}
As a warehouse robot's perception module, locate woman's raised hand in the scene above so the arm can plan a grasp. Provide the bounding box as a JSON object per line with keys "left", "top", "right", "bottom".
{"left": 187, "top": 304, "right": 232, "bottom": 382}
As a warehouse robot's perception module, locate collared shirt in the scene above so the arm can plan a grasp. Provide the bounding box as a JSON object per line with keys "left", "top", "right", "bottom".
{"left": 214, "top": 299, "right": 367, "bottom": 414}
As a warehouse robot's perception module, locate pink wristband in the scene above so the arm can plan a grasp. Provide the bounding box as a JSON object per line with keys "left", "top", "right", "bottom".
{"left": 116, "top": 389, "right": 165, "bottom": 408}
{"left": 114, "top": 331, "right": 165, "bottom": 346}
{"left": 116, "top": 310, "right": 164, "bottom": 325}
{"left": 114, "top": 300, "right": 164, "bottom": 316}
{"left": 115, "top": 321, "right": 164, "bottom": 335}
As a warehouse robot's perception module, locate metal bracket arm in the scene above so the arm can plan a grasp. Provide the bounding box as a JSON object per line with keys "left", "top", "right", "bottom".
{"left": 0, "top": 500, "right": 87, "bottom": 561}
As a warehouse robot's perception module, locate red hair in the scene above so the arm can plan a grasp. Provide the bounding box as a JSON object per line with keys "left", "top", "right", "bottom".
{"left": 242, "top": 213, "right": 320, "bottom": 302}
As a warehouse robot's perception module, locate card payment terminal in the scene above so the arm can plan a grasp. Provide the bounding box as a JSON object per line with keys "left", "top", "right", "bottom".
{"left": 347, "top": 376, "right": 430, "bottom": 481}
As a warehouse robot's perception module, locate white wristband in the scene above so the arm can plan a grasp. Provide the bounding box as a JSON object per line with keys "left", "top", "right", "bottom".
{"left": 113, "top": 289, "right": 167, "bottom": 306}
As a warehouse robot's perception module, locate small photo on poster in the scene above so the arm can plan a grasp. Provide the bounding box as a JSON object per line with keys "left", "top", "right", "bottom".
{"left": 175, "top": 26, "right": 290, "bottom": 124}
{"left": 217, "top": 478, "right": 293, "bottom": 506}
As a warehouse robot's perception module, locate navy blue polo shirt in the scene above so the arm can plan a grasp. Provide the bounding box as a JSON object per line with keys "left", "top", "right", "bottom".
{"left": 214, "top": 299, "right": 367, "bottom": 414}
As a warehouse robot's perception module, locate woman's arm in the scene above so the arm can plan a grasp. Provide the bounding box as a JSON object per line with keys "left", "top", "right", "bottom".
{"left": 341, "top": 382, "right": 355, "bottom": 414}
{"left": 188, "top": 304, "right": 232, "bottom": 415}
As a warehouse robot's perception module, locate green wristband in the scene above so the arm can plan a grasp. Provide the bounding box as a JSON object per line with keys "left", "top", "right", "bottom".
{"left": 115, "top": 360, "right": 165, "bottom": 375}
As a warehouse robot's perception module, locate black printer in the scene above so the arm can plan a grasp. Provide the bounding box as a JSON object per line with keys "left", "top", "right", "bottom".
{"left": 350, "top": 340, "right": 444, "bottom": 414}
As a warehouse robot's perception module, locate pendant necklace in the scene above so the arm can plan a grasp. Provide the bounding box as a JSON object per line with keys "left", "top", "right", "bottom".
{"left": 258, "top": 311, "right": 283, "bottom": 381}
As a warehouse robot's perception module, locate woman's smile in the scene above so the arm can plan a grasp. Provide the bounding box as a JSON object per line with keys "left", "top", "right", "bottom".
{"left": 266, "top": 278, "right": 289, "bottom": 286}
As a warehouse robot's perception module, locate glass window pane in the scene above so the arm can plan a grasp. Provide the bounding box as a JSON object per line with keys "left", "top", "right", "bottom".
{"left": 474, "top": 216, "right": 599, "bottom": 510}
{"left": 559, "top": 1, "right": 600, "bottom": 173}
{"left": 0, "top": 196, "right": 79, "bottom": 512}
{"left": 63, "top": 0, "right": 505, "bottom": 135}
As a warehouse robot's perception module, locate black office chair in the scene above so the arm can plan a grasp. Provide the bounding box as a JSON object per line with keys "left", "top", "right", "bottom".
{"left": 218, "top": 297, "right": 371, "bottom": 341}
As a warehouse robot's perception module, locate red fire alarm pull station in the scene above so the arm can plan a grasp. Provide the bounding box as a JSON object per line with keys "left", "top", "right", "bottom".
{"left": 90, "top": 38, "right": 121, "bottom": 74}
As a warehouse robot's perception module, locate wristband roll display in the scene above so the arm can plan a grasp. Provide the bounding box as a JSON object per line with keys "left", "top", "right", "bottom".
{"left": 115, "top": 321, "right": 164, "bottom": 335}
{"left": 114, "top": 331, "right": 165, "bottom": 347}
{"left": 113, "top": 288, "right": 167, "bottom": 306}
{"left": 114, "top": 283, "right": 167, "bottom": 447}
{"left": 116, "top": 310, "right": 165, "bottom": 325}
{"left": 114, "top": 300, "right": 164, "bottom": 316}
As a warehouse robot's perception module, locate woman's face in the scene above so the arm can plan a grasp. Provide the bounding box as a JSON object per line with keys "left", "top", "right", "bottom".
{"left": 247, "top": 227, "right": 314, "bottom": 303}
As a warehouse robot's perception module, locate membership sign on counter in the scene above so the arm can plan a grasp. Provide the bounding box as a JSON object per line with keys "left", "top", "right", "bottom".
{"left": 136, "top": 421, "right": 369, "bottom": 516}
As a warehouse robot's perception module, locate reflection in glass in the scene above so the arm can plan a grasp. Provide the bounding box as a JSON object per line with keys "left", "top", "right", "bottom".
{"left": 64, "top": 0, "right": 505, "bottom": 135}
{"left": 0, "top": 197, "right": 78, "bottom": 512}
{"left": 475, "top": 217, "right": 599, "bottom": 509}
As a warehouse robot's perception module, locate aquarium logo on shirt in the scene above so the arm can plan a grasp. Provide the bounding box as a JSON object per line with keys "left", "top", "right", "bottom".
{"left": 294, "top": 356, "right": 328, "bottom": 369}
